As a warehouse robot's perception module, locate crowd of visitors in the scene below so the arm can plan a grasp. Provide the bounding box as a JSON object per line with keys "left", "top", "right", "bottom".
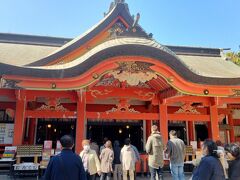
{"left": 43, "top": 127, "right": 240, "bottom": 180}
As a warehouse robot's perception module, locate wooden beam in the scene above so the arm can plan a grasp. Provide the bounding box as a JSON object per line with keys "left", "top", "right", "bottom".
{"left": 86, "top": 112, "right": 159, "bottom": 120}
{"left": 26, "top": 90, "right": 77, "bottom": 102}
{"left": 0, "top": 102, "right": 15, "bottom": 109}
{"left": 165, "top": 95, "right": 211, "bottom": 106}
{"left": 168, "top": 114, "right": 210, "bottom": 121}
{"left": 26, "top": 110, "right": 76, "bottom": 118}
{"left": 87, "top": 86, "right": 157, "bottom": 102}
{"left": 219, "top": 97, "right": 240, "bottom": 105}
{"left": 0, "top": 89, "right": 15, "bottom": 100}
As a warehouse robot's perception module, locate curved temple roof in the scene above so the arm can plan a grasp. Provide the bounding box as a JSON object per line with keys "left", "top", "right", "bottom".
{"left": 1, "top": 37, "right": 240, "bottom": 86}
{"left": 27, "top": 2, "right": 148, "bottom": 66}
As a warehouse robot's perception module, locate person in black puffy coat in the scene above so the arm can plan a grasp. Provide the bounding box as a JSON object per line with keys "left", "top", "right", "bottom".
{"left": 192, "top": 139, "right": 225, "bottom": 180}
{"left": 225, "top": 143, "right": 240, "bottom": 180}
{"left": 44, "top": 135, "right": 86, "bottom": 180}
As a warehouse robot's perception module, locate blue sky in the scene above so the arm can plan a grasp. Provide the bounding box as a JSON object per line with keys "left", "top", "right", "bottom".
{"left": 0, "top": 0, "right": 239, "bottom": 51}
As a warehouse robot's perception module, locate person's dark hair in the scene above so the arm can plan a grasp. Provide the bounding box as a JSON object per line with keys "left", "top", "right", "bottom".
{"left": 203, "top": 139, "right": 219, "bottom": 158}
{"left": 103, "top": 137, "right": 108, "bottom": 144}
{"left": 60, "top": 135, "right": 74, "bottom": 148}
{"left": 224, "top": 144, "right": 231, "bottom": 152}
{"left": 226, "top": 143, "right": 240, "bottom": 158}
{"left": 124, "top": 138, "right": 131, "bottom": 145}
{"left": 216, "top": 140, "right": 222, "bottom": 146}
{"left": 114, "top": 140, "right": 120, "bottom": 147}
{"left": 169, "top": 130, "right": 177, "bottom": 137}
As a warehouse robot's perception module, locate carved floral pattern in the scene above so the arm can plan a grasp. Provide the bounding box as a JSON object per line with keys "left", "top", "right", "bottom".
{"left": 90, "top": 89, "right": 112, "bottom": 98}
{"left": 36, "top": 98, "right": 68, "bottom": 111}
{"left": 232, "top": 89, "right": 240, "bottom": 97}
{"left": 106, "top": 99, "right": 140, "bottom": 114}
{"left": 134, "top": 90, "right": 155, "bottom": 100}
{"left": 109, "top": 62, "right": 157, "bottom": 86}
{"left": 175, "top": 103, "right": 200, "bottom": 114}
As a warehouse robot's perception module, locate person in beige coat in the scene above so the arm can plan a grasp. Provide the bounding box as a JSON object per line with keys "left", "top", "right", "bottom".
{"left": 120, "top": 138, "right": 136, "bottom": 180}
{"left": 100, "top": 140, "right": 114, "bottom": 180}
{"left": 80, "top": 139, "right": 101, "bottom": 180}
{"left": 146, "top": 125, "right": 164, "bottom": 180}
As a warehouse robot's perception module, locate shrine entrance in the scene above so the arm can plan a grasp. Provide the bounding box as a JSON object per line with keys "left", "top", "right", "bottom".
{"left": 195, "top": 124, "right": 209, "bottom": 141}
{"left": 168, "top": 121, "right": 187, "bottom": 144}
{"left": 87, "top": 120, "right": 144, "bottom": 151}
{"left": 35, "top": 118, "right": 76, "bottom": 148}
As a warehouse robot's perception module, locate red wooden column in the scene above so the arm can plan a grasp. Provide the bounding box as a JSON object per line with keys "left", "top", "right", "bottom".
{"left": 75, "top": 90, "right": 86, "bottom": 154}
{"left": 28, "top": 118, "right": 36, "bottom": 145}
{"left": 228, "top": 113, "right": 235, "bottom": 142}
{"left": 210, "top": 101, "right": 220, "bottom": 141}
{"left": 188, "top": 121, "right": 194, "bottom": 142}
{"left": 207, "top": 122, "right": 212, "bottom": 139}
{"left": 159, "top": 104, "right": 168, "bottom": 144}
{"left": 146, "top": 120, "right": 152, "bottom": 138}
{"left": 13, "top": 90, "right": 26, "bottom": 146}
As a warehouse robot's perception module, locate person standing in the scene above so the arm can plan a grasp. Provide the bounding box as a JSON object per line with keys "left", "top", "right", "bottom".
{"left": 90, "top": 139, "right": 100, "bottom": 156}
{"left": 192, "top": 139, "right": 225, "bottom": 180}
{"left": 165, "top": 130, "right": 185, "bottom": 180}
{"left": 121, "top": 138, "right": 136, "bottom": 180}
{"left": 113, "top": 140, "right": 122, "bottom": 180}
{"left": 146, "top": 125, "right": 164, "bottom": 180}
{"left": 100, "top": 140, "right": 114, "bottom": 180}
{"left": 80, "top": 140, "right": 101, "bottom": 180}
{"left": 100, "top": 137, "right": 108, "bottom": 154}
{"left": 44, "top": 135, "right": 86, "bottom": 180}
{"left": 225, "top": 143, "right": 240, "bottom": 180}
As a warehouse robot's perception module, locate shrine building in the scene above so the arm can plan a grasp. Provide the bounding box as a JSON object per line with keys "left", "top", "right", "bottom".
{"left": 0, "top": 1, "right": 240, "bottom": 154}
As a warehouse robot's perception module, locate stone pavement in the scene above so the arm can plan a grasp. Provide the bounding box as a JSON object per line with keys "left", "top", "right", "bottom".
{"left": 0, "top": 173, "right": 192, "bottom": 179}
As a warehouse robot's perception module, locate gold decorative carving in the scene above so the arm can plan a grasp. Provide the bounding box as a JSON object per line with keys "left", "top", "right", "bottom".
{"left": 175, "top": 103, "right": 200, "bottom": 114}
{"left": 36, "top": 98, "right": 68, "bottom": 111}
{"left": 90, "top": 89, "right": 112, "bottom": 98}
{"left": 232, "top": 89, "right": 240, "bottom": 97}
{"left": 106, "top": 99, "right": 140, "bottom": 114}
{"left": 92, "top": 73, "right": 99, "bottom": 79}
{"left": 167, "top": 76, "right": 174, "bottom": 83}
{"left": 134, "top": 90, "right": 155, "bottom": 100}
{"left": 109, "top": 62, "right": 157, "bottom": 86}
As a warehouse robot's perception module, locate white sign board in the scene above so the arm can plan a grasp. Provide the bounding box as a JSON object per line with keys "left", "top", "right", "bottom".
{"left": 13, "top": 163, "right": 39, "bottom": 171}
{"left": 190, "top": 141, "right": 197, "bottom": 151}
{"left": 0, "top": 124, "right": 14, "bottom": 144}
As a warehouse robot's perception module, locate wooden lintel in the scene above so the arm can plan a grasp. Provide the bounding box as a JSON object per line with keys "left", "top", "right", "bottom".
{"left": 26, "top": 110, "right": 76, "bottom": 118}
{"left": 0, "top": 89, "right": 15, "bottom": 100}
{"left": 86, "top": 112, "right": 159, "bottom": 120}
{"left": 168, "top": 114, "right": 210, "bottom": 121}
{"left": 26, "top": 90, "right": 77, "bottom": 102}
{"left": 87, "top": 86, "right": 157, "bottom": 102}
{"left": 165, "top": 95, "right": 211, "bottom": 106}
{"left": 219, "top": 97, "right": 240, "bottom": 105}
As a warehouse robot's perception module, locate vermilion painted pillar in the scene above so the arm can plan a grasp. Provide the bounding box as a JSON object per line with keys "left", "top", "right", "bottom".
{"left": 28, "top": 118, "right": 36, "bottom": 145}
{"left": 13, "top": 90, "right": 26, "bottom": 145}
{"left": 146, "top": 120, "right": 152, "bottom": 138}
{"left": 75, "top": 90, "right": 86, "bottom": 154}
{"left": 188, "top": 121, "right": 194, "bottom": 142}
{"left": 210, "top": 105, "right": 220, "bottom": 141}
{"left": 207, "top": 122, "right": 212, "bottom": 139}
{"left": 228, "top": 114, "right": 235, "bottom": 142}
{"left": 159, "top": 104, "right": 168, "bottom": 144}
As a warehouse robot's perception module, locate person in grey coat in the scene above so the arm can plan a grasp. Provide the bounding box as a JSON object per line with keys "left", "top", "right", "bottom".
{"left": 146, "top": 125, "right": 164, "bottom": 180}
{"left": 165, "top": 130, "right": 185, "bottom": 180}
